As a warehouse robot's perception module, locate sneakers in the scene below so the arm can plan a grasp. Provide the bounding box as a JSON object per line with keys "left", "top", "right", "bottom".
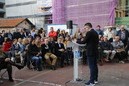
{"left": 94, "top": 81, "right": 98, "bottom": 84}
{"left": 85, "top": 80, "right": 99, "bottom": 86}
{"left": 85, "top": 82, "right": 95, "bottom": 86}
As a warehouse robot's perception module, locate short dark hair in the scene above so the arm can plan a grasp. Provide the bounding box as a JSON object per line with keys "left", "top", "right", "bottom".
{"left": 84, "top": 23, "right": 92, "bottom": 28}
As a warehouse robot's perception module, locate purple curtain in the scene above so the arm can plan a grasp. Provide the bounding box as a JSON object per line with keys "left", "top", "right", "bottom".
{"left": 52, "top": 0, "right": 66, "bottom": 24}
{"left": 52, "top": 0, "right": 118, "bottom": 28}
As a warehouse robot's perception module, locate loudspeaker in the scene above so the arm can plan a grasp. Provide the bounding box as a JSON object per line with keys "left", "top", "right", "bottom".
{"left": 67, "top": 20, "right": 73, "bottom": 29}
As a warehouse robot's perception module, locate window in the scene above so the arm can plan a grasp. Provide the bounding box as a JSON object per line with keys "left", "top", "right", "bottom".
{"left": 0, "top": 3, "right": 4, "bottom": 9}
{"left": 0, "top": 13, "right": 4, "bottom": 18}
{"left": 116, "top": 11, "right": 118, "bottom": 17}
{"left": 119, "top": 12, "right": 122, "bottom": 17}
{"left": 45, "top": 15, "right": 52, "bottom": 24}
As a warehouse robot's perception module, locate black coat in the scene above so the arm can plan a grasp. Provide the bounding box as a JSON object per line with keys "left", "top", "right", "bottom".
{"left": 77, "top": 29, "right": 99, "bottom": 56}
{"left": 0, "top": 35, "right": 4, "bottom": 45}
{"left": 117, "top": 30, "right": 129, "bottom": 46}
{"left": 28, "top": 44, "right": 40, "bottom": 56}
{"left": 41, "top": 44, "right": 51, "bottom": 56}
{"left": 49, "top": 41, "right": 56, "bottom": 54}
{"left": 4, "top": 33, "right": 13, "bottom": 40}
{"left": 55, "top": 43, "right": 65, "bottom": 56}
{"left": 13, "top": 32, "right": 22, "bottom": 39}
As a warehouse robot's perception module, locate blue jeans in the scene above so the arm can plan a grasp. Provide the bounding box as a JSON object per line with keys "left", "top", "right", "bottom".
{"left": 87, "top": 56, "right": 98, "bottom": 83}
{"left": 32, "top": 56, "right": 42, "bottom": 70}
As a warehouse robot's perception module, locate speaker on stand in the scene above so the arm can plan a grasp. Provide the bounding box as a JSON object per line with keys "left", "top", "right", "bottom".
{"left": 67, "top": 20, "right": 73, "bottom": 35}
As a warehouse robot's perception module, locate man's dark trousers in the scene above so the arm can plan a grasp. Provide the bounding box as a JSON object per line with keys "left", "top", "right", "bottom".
{"left": 87, "top": 56, "right": 98, "bottom": 83}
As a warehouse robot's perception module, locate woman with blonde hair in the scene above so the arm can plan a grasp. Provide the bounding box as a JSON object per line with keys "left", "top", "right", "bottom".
{"left": 28, "top": 39, "right": 42, "bottom": 71}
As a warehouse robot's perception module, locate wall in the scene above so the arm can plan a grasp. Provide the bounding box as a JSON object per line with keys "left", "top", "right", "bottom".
{"left": 17, "top": 20, "right": 32, "bottom": 29}
{"left": 5, "top": 0, "right": 36, "bottom": 5}
{"left": 5, "top": 0, "right": 52, "bottom": 17}
{"left": 6, "top": 3, "right": 37, "bottom": 17}
{"left": 5, "top": 0, "right": 52, "bottom": 28}
{"left": 0, "top": 28, "right": 13, "bottom": 32}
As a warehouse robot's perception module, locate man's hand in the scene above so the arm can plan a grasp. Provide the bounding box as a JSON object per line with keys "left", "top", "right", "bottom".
{"left": 5, "top": 58, "right": 10, "bottom": 62}
{"left": 72, "top": 39, "right": 77, "bottom": 43}
{"left": 81, "top": 38, "right": 84, "bottom": 41}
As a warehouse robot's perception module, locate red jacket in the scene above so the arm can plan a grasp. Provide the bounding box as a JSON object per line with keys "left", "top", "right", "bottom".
{"left": 2, "top": 42, "right": 12, "bottom": 52}
{"left": 49, "top": 31, "right": 57, "bottom": 39}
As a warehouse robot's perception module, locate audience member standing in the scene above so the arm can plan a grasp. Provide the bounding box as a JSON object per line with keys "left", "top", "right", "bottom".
{"left": 49, "top": 27, "right": 57, "bottom": 41}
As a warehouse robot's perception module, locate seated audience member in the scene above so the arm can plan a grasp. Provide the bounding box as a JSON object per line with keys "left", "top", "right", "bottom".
{"left": 55, "top": 38, "right": 66, "bottom": 67}
{"left": 48, "top": 37, "right": 56, "bottom": 54}
{"left": 21, "top": 38, "right": 29, "bottom": 66}
{"left": 2, "top": 38, "right": 12, "bottom": 53}
{"left": 17, "top": 38, "right": 24, "bottom": 63}
{"left": 40, "top": 30, "right": 46, "bottom": 39}
{"left": 30, "top": 29, "right": 36, "bottom": 38}
{"left": 28, "top": 39, "right": 42, "bottom": 71}
{"left": 2, "top": 38, "right": 12, "bottom": 58}
{"left": 41, "top": 38, "right": 57, "bottom": 70}
{"left": 104, "top": 27, "right": 116, "bottom": 42}
{"left": 111, "top": 36, "right": 126, "bottom": 63}
{"left": 117, "top": 25, "right": 129, "bottom": 47}
{"left": 23, "top": 37, "right": 33, "bottom": 68}
{"left": 10, "top": 39, "right": 20, "bottom": 62}
{"left": 13, "top": 29, "right": 22, "bottom": 39}
{"left": 58, "top": 30, "right": 66, "bottom": 38}
{"left": 0, "top": 33, "right": 4, "bottom": 46}
{"left": 19, "top": 29, "right": 28, "bottom": 38}
{"left": 34, "top": 30, "right": 41, "bottom": 39}
{"left": 64, "top": 36, "right": 73, "bottom": 65}
{"left": 95, "top": 25, "right": 103, "bottom": 36}
{"left": 4, "top": 30, "right": 13, "bottom": 40}
{"left": 0, "top": 46, "right": 24, "bottom": 82}
{"left": 99, "top": 36, "right": 115, "bottom": 61}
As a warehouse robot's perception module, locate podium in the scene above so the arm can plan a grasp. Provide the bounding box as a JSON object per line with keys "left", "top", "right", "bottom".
{"left": 72, "top": 41, "right": 86, "bottom": 82}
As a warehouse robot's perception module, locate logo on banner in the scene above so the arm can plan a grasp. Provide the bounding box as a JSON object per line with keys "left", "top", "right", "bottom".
{"left": 74, "top": 51, "right": 81, "bottom": 59}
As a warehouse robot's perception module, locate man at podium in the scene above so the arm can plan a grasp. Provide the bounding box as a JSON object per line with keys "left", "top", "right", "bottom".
{"left": 77, "top": 23, "right": 99, "bottom": 86}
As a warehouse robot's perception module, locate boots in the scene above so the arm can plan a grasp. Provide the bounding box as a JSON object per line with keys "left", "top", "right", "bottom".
{"left": 9, "top": 61, "right": 24, "bottom": 70}
{"left": 6, "top": 64, "right": 14, "bottom": 82}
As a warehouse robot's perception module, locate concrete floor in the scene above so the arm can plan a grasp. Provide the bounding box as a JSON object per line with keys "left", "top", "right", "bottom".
{"left": 0, "top": 63, "right": 129, "bottom": 86}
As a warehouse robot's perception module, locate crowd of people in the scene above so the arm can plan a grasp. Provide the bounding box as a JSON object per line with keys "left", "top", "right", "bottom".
{"left": 97, "top": 25, "right": 129, "bottom": 64}
{"left": 0, "top": 27, "right": 74, "bottom": 82}
{"left": 0, "top": 24, "right": 129, "bottom": 83}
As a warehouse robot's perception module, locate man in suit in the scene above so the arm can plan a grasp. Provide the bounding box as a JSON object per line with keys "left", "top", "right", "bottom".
{"left": 77, "top": 23, "right": 99, "bottom": 86}
{"left": 55, "top": 38, "right": 66, "bottom": 67}
{"left": 41, "top": 38, "right": 57, "bottom": 70}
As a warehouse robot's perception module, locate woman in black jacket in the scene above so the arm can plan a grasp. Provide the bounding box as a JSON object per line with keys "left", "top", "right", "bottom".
{"left": 28, "top": 39, "right": 42, "bottom": 71}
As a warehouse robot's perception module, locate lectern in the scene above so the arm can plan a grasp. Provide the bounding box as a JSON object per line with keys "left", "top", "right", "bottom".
{"left": 72, "top": 41, "right": 86, "bottom": 81}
